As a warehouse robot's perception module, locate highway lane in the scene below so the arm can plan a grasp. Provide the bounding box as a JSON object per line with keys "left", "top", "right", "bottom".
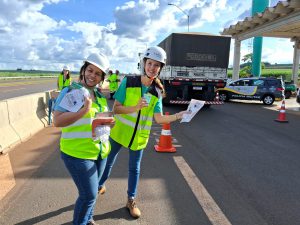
{"left": 0, "top": 78, "right": 57, "bottom": 100}
{"left": 163, "top": 102, "right": 300, "bottom": 225}
{"left": 0, "top": 101, "right": 300, "bottom": 224}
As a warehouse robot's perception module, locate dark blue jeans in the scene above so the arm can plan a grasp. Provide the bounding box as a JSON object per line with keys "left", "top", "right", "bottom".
{"left": 99, "top": 137, "right": 144, "bottom": 198}
{"left": 61, "top": 152, "right": 107, "bottom": 225}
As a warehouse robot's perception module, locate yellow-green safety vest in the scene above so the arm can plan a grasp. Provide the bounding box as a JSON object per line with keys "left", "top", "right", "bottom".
{"left": 108, "top": 73, "right": 119, "bottom": 92}
{"left": 58, "top": 74, "right": 72, "bottom": 90}
{"left": 60, "top": 88, "right": 110, "bottom": 159}
{"left": 110, "top": 76, "right": 159, "bottom": 150}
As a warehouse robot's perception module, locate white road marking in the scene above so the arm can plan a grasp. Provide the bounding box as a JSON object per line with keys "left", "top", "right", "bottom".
{"left": 174, "top": 156, "right": 232, "bottom": 225}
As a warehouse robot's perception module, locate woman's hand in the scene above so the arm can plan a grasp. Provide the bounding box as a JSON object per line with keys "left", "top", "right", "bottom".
{"left": 135, "top": 97, "right": 148, "bottom": 111}
{"left": 81, "top": 96, "right": 92, "bottom": 114}
{"left": 108, "top": 118, "right": 115, "bottom": 128}
{"left": 154, "top": 110, "right": 190, "bottom": 124}
{"left": 174, "top": 110, "right": 188, "bottom": 120}
{"left": 53, "top": 97, "right": 92, "bottom": 127}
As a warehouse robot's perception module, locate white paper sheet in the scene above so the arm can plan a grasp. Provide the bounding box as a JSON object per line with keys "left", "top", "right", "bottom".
{"left": 59, "top": 89, "right": 85, "bottom": 112}
{"left": 180, "top": 99, "right": 205, "bottom": 123}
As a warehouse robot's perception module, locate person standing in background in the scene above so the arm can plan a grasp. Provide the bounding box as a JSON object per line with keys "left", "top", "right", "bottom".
{"left": 57, "top": 65, "right": 72, "bottom": 91}
{"left": 107, "top": 69, "right": 119, "bottom": 99}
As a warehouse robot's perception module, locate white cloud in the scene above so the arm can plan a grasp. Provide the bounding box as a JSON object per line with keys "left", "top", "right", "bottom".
{"left": 262, "top": 38, "right": 294, "bottom": 64}
{"left": 0, "top": 0, "right": 69, "bottom": 70}
{"left": 0, "top": 0, "right": 293, "bottom": 74}
{"left": 113, "top": 0, "right": 161, "bottom": 41}
{"left": 69, "top": 22, "right": 105, "bottom": 46}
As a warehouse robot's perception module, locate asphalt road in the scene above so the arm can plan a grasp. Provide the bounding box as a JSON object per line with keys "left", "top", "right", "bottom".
{"left": 0, "top": 98, "right": 300, "bottom": 225}
{"left": 0, "top": 78, "right": 57, "bottom": 100}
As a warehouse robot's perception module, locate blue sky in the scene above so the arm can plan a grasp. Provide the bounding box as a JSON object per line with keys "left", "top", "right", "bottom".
{"left": 0, "top": 0, "right": 290, "bottom": 73}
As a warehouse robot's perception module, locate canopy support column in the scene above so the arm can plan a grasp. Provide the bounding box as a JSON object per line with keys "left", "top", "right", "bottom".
{"left": 232, "top": 39, "right": 241, "bottom": 80}
{"left": 292, "top": 39, "right": 300, "bottom": 84}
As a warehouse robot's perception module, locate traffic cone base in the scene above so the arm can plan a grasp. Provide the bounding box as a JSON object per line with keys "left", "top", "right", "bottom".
{"left": 155, "top": 144, "right": 176, "bottom": 152}
{"left": 274, "top": 100, "right": 288, "bottom": 123}
{"left": 155, "top": 113, "right": 176, "bottom": 153}
{"left": 274, "top": 118, "right": 288, "bottom": 123}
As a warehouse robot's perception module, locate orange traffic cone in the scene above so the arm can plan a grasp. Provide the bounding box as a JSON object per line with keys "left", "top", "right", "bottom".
{"left": 214, "top": 91, "right": 220, "bottom": 101}
{"left": 155, "top": 112, "right": 176, "bottom": 153}
{"left": 275, "top": 100, "right": 288, "bottom": 123}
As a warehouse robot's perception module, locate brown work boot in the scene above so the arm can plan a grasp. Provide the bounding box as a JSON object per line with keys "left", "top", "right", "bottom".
{"left": 126, "top": 198, "right": 141, "bottom": 218}
{"left": 98, "top": 186, "right": 106, "bottom": 195}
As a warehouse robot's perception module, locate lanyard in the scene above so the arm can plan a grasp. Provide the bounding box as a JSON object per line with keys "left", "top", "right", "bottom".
{"left": 93, "top": 90, "right": 103, "bottom": 112}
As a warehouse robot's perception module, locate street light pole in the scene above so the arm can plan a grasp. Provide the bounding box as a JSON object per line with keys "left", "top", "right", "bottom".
{"left": 168, "top": 3, "right": 189, "bottom": 32}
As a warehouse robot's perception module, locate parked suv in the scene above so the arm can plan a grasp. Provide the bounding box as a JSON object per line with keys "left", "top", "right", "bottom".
{"left": 217, "top": 77, "right": 284, "bottom": 105}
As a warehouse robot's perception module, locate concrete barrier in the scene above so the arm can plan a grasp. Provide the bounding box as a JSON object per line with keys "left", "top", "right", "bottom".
{"left": 0, "top": 91, "right": 51, "bottom": 201}
{"left": 8, "top": 93, "right": 48, "bottom": 142}
{"left": 0, "top": 101, "right": 21, "bottom": 152}
{"left": 0, "top": 92, "right": 49, "bottom": 154}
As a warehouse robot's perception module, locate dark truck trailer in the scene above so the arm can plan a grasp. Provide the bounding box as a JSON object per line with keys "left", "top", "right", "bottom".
{"left": 157, "top": 32, "right": 231, "bottom": 105}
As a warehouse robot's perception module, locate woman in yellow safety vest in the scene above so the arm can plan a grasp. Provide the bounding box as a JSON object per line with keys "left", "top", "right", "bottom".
{"left": 97, "top": 46, "right": 187, "bottom": 219}
{"left": 57, "top": 65, "right": 72, "bottom": 90}
{"left": 53, "top": 53, "right": 113, "bottom": 225}
{"left": 107, "top": 69, "right": 119, "bottom": 99}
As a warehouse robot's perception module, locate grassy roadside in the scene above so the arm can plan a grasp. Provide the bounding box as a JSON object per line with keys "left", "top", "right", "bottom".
{"left": 0, "top": 71, "right": 79, "bottom": 81}
{"left": 0, "top": 71, "right": 58, "bottom": 77}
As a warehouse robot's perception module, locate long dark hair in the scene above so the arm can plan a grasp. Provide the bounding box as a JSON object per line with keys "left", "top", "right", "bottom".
{"left": 143, "top": 58, "right": 166, "bottom": 97}
{"left": 61, "top": 70, "right": 70, "bottom": 80}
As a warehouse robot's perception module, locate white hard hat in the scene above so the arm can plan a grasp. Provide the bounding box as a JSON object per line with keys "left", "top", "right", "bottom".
{"left": 63, "top": 65, "right": 70, "bottom": 71}
{"left": 143, "top": 46, "right": 167, "bottom": 65}
{"left": 85, "top": 53, "right": 110, "bottom": 74}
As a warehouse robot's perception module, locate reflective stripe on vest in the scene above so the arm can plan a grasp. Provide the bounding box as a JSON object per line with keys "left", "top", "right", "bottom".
{"left": 110, "top": 77, "right": 158, "bottom": 150}
{"left": 114, "top": 114, "right": 152, "bottom": 131}
{"left": 60, "top": 95, "right": 111, "bottom": 159}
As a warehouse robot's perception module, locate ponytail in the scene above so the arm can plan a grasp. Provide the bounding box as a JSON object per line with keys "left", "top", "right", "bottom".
{"left": 153, "top": 77, "right": 166, "bottom": 98}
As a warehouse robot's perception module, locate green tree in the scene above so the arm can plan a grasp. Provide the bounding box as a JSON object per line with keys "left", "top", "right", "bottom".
{"left": 240, "top": 53, "right": 252, "bottom": 77}
{"left": 242, "top": 53, "right": 252, "bottom": 63}
{"left": 240, "top": 53, "right": 266, "bottom": 77}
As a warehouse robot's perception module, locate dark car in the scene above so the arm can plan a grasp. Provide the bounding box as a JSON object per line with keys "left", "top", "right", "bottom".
{"left": 297, "top": 88, "right": 300, "bottom": 104}
{"left": 217, "top": 77, "right": 284, "bottom": 105}
{"left": 284, "top": 81, "right": 297, "bottom": 99}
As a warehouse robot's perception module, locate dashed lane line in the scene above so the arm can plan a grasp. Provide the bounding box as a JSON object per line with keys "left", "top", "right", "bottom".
{"left": 174, "top": 156, "right": 232, "bottom": 225}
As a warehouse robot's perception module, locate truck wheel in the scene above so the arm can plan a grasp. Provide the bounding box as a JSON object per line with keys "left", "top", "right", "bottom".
{"left": 262, "top": 95, "right": 274, "bottom": 105}
{"left": 219, "top": 92, "right": 228, "bottom": 101}
{"left": 284, "top": 91, "right": 291, "bottom": 99}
